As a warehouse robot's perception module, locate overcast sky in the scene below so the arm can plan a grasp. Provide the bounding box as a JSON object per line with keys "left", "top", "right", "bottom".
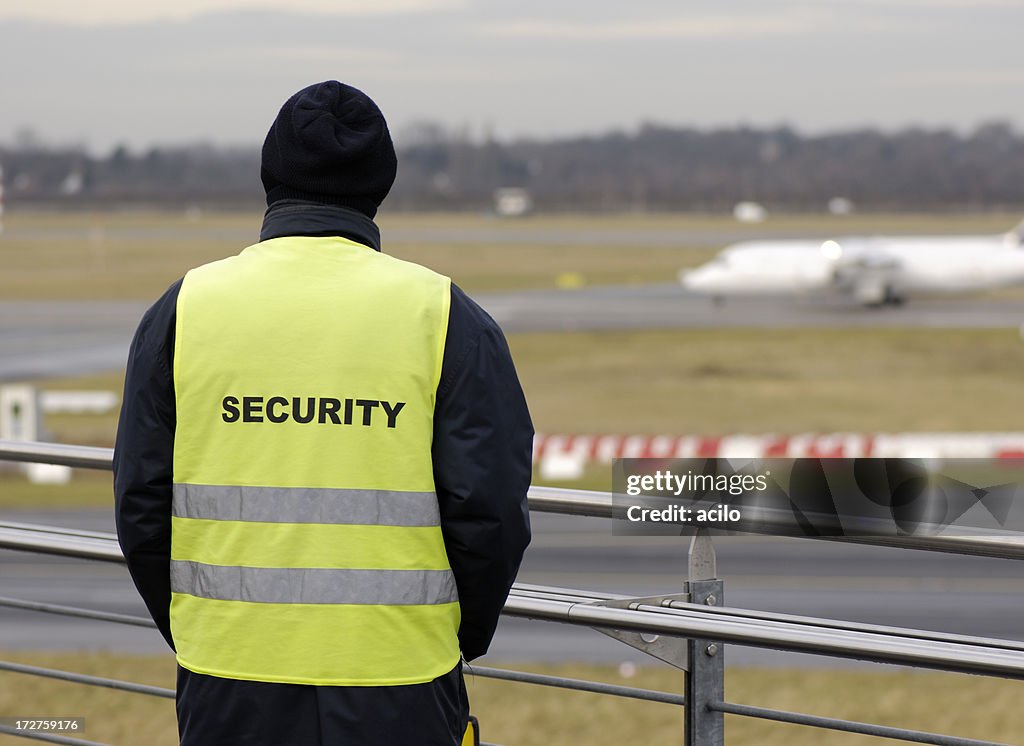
{"left": 2, "top": 0, "right": 1022, "bottom": 152}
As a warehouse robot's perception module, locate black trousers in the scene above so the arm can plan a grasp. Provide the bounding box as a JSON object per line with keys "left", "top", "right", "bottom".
{"left": 176, "top": 663, "right": 468, "bottom": 746}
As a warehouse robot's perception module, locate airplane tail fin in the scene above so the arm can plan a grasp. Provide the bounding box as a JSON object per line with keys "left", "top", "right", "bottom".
{"left": 1012, "top": 219, "right": 1024, "bottom": 246}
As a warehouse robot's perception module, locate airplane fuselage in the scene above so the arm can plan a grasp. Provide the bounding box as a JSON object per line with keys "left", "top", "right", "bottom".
{"left": 680, "top": 229, "right": 1024, "bottom": 305}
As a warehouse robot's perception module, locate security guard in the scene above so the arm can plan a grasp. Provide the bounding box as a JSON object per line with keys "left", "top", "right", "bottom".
{"left": 113, "top": 81, "right": 533, "bottom": 745}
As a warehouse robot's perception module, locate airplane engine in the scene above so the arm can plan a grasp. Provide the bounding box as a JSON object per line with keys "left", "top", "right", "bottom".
{"left": 850, "top": 275, "right": 905, "bottom": 306}
{"left": 852, "top": 277, "right": 888, "bottom": 306}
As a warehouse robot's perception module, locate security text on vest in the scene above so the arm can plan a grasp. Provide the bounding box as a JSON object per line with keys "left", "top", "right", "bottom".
{"left": 221, "top": 396, "right": 405, "bottom": 428}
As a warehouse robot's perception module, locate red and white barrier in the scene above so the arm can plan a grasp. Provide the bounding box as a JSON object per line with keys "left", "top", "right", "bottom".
{"left": 534, "top": 433, "right": 1024, "bottom": 479}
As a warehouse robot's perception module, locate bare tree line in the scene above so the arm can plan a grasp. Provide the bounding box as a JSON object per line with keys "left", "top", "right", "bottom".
{"left": 3, "top": 121, "right": 1022, "bottom": 212}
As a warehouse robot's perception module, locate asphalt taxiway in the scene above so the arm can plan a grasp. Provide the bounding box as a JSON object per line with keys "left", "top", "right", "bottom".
{"left": 4, "top": 290, "right": 1024, "bottom": 381}
{"left": 2, "top": 510, "right": 1021, "bottom": 667}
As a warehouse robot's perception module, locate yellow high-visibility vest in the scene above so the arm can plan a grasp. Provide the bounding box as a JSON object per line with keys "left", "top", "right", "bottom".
{"left": 169, "top": 235, "right": 460, "bottom": 686}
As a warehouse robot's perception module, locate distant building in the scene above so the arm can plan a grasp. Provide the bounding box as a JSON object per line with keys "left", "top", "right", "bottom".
{"left": 733, "top": 201, "right": 766, "bottom": 223}
{"left": 494, "top": 187, "right": 533, "bottom": 217}
{"left": 828, "top": 197, "right": 854, "bottom": 215}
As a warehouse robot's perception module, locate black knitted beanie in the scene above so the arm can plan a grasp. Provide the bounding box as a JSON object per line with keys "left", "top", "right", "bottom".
{"left": 261, "top": 81, "right": 397, "bottom": 218}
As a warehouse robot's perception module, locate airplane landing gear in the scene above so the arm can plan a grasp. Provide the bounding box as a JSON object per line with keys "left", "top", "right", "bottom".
{"left": 883, "top": 287, "right": 905, "bottom": 306}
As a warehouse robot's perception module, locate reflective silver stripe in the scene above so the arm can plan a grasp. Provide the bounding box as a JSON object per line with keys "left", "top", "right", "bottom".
{"left": 172, "top": 484, "right": 439, "bottom": 527}
{"left": 170, "top": 560, "right": 458, "bottom": 606}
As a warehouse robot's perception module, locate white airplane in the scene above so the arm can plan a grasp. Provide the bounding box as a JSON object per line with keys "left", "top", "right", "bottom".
{"left": 680, "top": 220, "right": 1024, "bottom": 306}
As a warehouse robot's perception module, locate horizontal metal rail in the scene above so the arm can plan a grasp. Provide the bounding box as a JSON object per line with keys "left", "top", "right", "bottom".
{"left": 709, "top": 701, "right": 1003, "bottom": 746}
{"left": 0, "top": 441, "right": 112, "bottom": 471}
{"left": 1, "top": 520, "right": 1023, "bottom": 680}
{"left": 0, "top": 596, "right": 156, "bottom": 629}
{"left": 0, "top": 724, "right": 109, "bottom": 746}
{"left": 2, "top": 589, "right": 999, "bottom": 744}
{"left": 465, "top": 664, "right": 685, "bottom": 706}
{"left": 463, "top": 667, "right": 1004, "bottom": 746}
{"left": 3, "top": 588, "right": 1007, "bottom": 746}
{"left": 0, "top": 592, "right": 689, "bottom": 709}
{"left": 0, "top": 521, "right": 124, "bottom": 563}
{"left": 661, "top": 599, "right": 1024, "bottom": 655}
{"left": 4, "top": 439, "right": 1024, "bottom": 745}
{"left": 0, "top": 660, "right": 174, "bottom": 699}
{"left": 502, "top": 586, "right": 1024, "bottom": 680}
{"left": 2, "top": 583, "right": 687, "bottom": 710}
{"left": 4, "top": 440, "right": 1024, "bottom": 560}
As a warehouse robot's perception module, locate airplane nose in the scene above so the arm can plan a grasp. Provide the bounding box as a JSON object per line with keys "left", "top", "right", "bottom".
{"left": 680, "top": 266, "right": 712, "bottom": 290}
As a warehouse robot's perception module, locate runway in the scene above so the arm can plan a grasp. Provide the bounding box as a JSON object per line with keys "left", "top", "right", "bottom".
{"left": 5, "top": 217, "right": 944, "bottom": 250}
{"left": 480, "top": 285, "right": 1024, "bottom": 333}
{"left": 3, "top": 289, "right": 1024, "bottom": 381}
{"left": 1, "top": 510, "right": 1021, "bottom": 667}
{"left": 0, "top": 301, "right": 146, "bottom": 381}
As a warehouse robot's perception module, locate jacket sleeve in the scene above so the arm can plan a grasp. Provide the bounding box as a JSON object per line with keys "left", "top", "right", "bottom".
{"left": 112, "top": 279, "right": 181, "bottom": 650}
{"left": 433, "top": 284, "right": 533, "bottom": 661}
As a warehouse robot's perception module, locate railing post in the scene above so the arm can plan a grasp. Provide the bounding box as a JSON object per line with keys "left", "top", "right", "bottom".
{"left": 684, "top": 530, "right": 724, "bottom": 746}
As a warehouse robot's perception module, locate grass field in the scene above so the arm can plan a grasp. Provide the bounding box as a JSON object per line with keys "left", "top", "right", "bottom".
{"left": 3, "top": 325, "right": 1023, "bottom": 507}
{"left": 1, "top": 209, "right": 714, "bottom": 299}
{"left": 3, "top": 209, "right": 1022, "bottom": 299}
{"left": 25, "top": 326, "right": 1024, "bottom": 441}
{"left": 6, "top": 209, "right": 1021, "bottom": 468}
{"left": 0, "top": 654, "right": 1021, "bottom": 746}
{"left": 509, "top": 327, "right": 1024, "bottom": 434}
{"left": 3, "top": 211, "right": 1024, "bottom": 743}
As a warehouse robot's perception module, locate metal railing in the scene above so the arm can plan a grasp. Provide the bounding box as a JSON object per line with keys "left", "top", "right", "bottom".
{"left": 1, "top": 439, "right": 1023, "bottom": 746}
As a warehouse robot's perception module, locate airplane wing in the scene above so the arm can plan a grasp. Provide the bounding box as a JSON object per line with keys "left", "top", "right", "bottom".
{"left": 829, "top": 241, "right": 905, "bottom": 305}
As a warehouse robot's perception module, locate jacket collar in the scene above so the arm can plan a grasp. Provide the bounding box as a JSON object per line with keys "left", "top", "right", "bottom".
{"left": 259, "top": 200, "right": 382, "bottom": 251}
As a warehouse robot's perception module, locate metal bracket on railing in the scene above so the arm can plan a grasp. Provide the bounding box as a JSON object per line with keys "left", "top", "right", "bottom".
{"left": 588, "top": 592, "right": 692, "bottom": 670}
{"left": 584, "top": 529, "right": 721, "bottom": 672}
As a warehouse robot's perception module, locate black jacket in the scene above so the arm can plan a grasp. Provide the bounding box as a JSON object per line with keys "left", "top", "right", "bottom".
{"left": 113, "top": 201, "right": 533, "bottom": 745}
